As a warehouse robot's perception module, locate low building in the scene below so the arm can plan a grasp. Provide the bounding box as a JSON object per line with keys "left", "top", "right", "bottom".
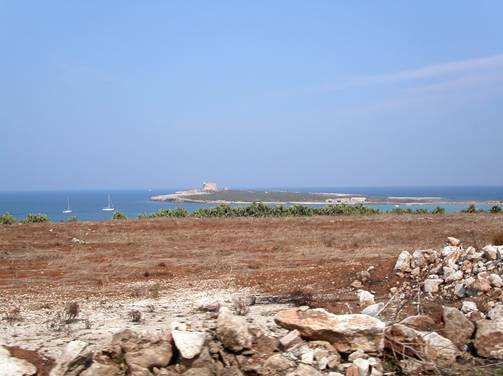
{"left": 202, "top": 182, "right": 218, "bottom": 192}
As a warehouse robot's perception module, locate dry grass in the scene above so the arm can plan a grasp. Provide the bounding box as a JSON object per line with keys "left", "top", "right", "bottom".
{"left": 0, "top": 214, "right": 502, "bottom": 305}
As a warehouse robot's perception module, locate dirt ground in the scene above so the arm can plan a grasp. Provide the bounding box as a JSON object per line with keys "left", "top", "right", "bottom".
{"left": 1, "top": 213, "right": 502, "bottom": 308}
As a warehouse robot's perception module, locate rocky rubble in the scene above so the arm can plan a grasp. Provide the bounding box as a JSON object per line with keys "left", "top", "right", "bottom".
{"left": 2, "top": 237, "right": 503, "bottom": 375}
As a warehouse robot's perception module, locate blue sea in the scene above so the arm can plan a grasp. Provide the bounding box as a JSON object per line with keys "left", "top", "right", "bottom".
{"left": 0, "top": 186, "right": 502, "bottom": 222}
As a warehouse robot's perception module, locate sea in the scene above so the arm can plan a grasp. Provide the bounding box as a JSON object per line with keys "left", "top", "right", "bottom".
{"left": 0, "top": 186, "right": 502, "bottom": 222}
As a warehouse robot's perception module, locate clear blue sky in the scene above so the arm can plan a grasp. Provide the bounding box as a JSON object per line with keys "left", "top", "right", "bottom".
{"left": 1, "top": 1, "right": 502, "bottom": 190}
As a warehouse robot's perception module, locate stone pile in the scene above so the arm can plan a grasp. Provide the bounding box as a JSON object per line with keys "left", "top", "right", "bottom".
{"left": 394, "top": 237, "right": 503, "bottom": 300}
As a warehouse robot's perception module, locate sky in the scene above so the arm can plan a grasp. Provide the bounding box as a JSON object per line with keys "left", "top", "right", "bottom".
{"left": 1, "top": 1, "right": 503, "bottom": 191}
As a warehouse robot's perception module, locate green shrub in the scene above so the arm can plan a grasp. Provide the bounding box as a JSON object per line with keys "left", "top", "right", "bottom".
{"left": 431, "top": 206, "right": 445, "bottom": 215}
{"left": 23, "top": 213, "right": 49, "bottom": 223}
{"left": 389, "top": 207, "right": 413, "bottom": 214}
{"left": 462, "top": 204, "right": 478, "bottom": 213}
{"left": 415, "top": 208, "right": 429, "bottom": 214}
{"left": 490, "top": 205, "right": 502, "bottom": 213}
{"left": 0, "top": 212, "right": 17, "bottom": 225}
{"left": 112, "top": 211, "right": 127, "bottom": 220}
{"left": 67, "top": 216, "right": 78, "bottom": 222}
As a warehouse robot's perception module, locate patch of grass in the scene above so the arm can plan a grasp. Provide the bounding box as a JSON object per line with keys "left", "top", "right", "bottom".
{"left": 0, "top": 212, "right": 17, "bottom": 225}
{"left": 112, "top": 211, "right": 127, "bottom": 220}
{"left": 493, "top": 232, "right": 503, "bottom": 246}
{"left": 23, "top": 213, "right": 49, "bottom": 223}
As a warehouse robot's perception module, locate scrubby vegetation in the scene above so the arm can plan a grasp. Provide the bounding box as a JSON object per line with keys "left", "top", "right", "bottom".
{"left": 67, "top": 216, "right": 78, "bottom": 222}
{"left": 0, "top": 212, "right": 17, "bottom": 225}
{"left": 493, "top": 232, "right": 503, "bottom": 246}
{"left": 490, "top": 205, "right": 502, "bottom": 213}
{"left": 112, "top": 211, "right": 127, "bottom": 220}
{"left": 22, "top": 213, "right": 49, "bottom": 223}
{"left": 137, "top": 203, "right": 456, "bottom": 219}
{"left": 462, "top": 204, "right": 480, "bottom": 213}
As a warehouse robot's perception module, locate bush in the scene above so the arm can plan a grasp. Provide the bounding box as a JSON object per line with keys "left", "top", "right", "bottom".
{"left": 462, "top": 204, "right": 478, "bottom": 213}
{"left": 112, "top": 211, "right": 127, "bottom": 220}
{"left": 415, "top": 208, "right": 429, "bottom": 214}
{"left": 67, "top": 216, "right": 78, "bottom": 222}
{"left": 431, "top": 206, "right": 445, "bottom": 215}
{"left": 493, "top": 232, "right": 503, "bottom": 246}
{"left": 0, "top": 212, "right": 17, "bottom": 225}
{"left": 389, "top": 207, "right": 413, "bottom": 214}
{"left": 23, "top": 213, "right": 49, "bottom": 223}
{"left": 490, "top": 205, "right": 502, "bottom": 213}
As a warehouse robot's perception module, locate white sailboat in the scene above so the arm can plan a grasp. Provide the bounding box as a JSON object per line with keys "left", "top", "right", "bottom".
{"left": 62, "top": 197, "right": 72, "bottom": 214}
{"left": 102, "top": 194, "right": 115, "bottom": 211}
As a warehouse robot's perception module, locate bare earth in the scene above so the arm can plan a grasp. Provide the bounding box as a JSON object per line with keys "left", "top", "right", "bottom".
{"left": 1, "top": 213, "right": 502, "bottom": 362}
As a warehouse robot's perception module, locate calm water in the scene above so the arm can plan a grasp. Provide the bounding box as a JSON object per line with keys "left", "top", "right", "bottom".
{"left": 0, "top": 186, "right": 502, "bottom": 222}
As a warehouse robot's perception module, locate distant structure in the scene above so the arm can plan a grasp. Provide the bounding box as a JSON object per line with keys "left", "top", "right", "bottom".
{"left": 326, "top": 196, "right": 367, "bottom": 204}
{"left": 202, "top": 182, "right": 218, "bottom": 192}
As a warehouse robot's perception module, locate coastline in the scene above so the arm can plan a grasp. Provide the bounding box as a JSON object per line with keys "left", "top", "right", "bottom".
{"left": 150, "top": 190, "right": 502, "bottom": 206}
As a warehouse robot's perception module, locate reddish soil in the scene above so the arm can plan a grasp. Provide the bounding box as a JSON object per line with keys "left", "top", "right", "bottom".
{"left": 1, "top": 213, "right": 502, "bottom": 308}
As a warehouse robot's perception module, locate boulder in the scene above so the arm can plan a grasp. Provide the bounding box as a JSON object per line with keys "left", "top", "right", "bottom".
{"left": 399, "top": 315, "right": 438, "bottom": 331}
{"left": 0, "top": 346, "right": 37, "bottom": 376}
{"left": 352, "top": 358, "right": 370, "bottom": 376}
{"left": 280, "top": 330, "right": 304, "bottom": 350}
{"left": 423, "top": 278, "right": 443, "bottom": 294}
{"left": 217, "top": 307, "right": 253, "bottom": 352}
{"left": 111, "top": 329, "right": 172, "bottom": 373}
{"left": 262, "top": 354, "right": 295, "bottom": 374}
{"left": 394, "top": 251, "right": 412, "bottom": 272}
{"left": 50, "top": 340, "right": 92, "bottom": 376}
{"left": 475, "top": 319, "right": 503, "bottom": 358}
{"left": 356, "top": 290, "right": 375, "bottom": 307}
{"left": 447, "top": 237, "right": 461, "bottom": 247}
{"left": 489, "top": 274, "right": 503, "bottom": 288}
{"left": 441, "top": 306, "right": 474, "bottom": 349}
{"left": 286, "top": 364, "right": 322, "bottom": 376}
{"left": 461, "top": 301, "right": 478, "bottom": 313}
{"left": 422, "top": 332, "right": 459, "bottom": 367}
{"left": 172, "top": 329, "right": 207, "bottom": 360}
{"left": 487, "top": 304, "right": 503, "bottom": 320}
{"left": 361, "top": 303, "right": 384, "bottom": 318}
{"left": 483, "top": 245, "right": 499, "bottom": 260}
{"left": 275, "top": 308, "right": 385, "bottom": 353}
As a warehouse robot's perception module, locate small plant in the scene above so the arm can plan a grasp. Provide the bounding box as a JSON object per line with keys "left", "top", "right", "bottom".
{"left": 23, "top": 213, "right": 49, "bottom": 223}
{"left": 493, "top": 232, "right": 503, "bottom": 246}
{"left": 2, "top": 307, "right": 22, "bottom": 324}
{"left": 462, "top": 204, "right": 478, "bottom": 213}
{"left": 232, "top": 296, "right": 250, "bottom": 316}
{"left": 129, "top": 310, "right": 142, "bottom": 322}
{"left": 431, "top": 206, "right": 445, "bottom": 215}
{"left": 0, "top": 212, "right": 17, "bottom": 225}
{"left": 415, "top": 208, "right": 429, "bottom": 214}
{"left": 112, "top": 211, "right": 127, "bottom": 220}
{"left": 490, "top": 205, "right": 502, "bottom": 213}
{"left": 64, "top": 301, "right": 79, "bottom": 323}
{"left": 67, "top": 215, "right": 78, "bottom": 222}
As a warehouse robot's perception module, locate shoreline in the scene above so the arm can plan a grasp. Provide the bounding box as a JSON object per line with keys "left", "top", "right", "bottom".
{"left": 150, "top": 190, "right": 502, "bottom": 207}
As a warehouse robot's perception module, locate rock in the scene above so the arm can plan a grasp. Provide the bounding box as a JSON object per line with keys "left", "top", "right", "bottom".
{"left": 475, "top": 319, "right": 503, "bottom": 358}
{"left": 217, "top": 307, "right": 253, "bottom": 352}
{"left": 111, "top": 329, "right": 173, "bottom": 373}
{"left": 198, "top": 301, "right": 221, "bottom": 313}
{"left": 0, "top": 346, "right": 37, "bottom": 376}
{"left": 50, "top": 340, "right": 92, "bottom": 376}
{"left": 441, "top": 306, "right": 475, "bottom": 349}
{"left": 352, "top": 358, "right": 370, "bottom": 376}
{"left": 360, "top": 303, "right": 384, "bottom": 318}
{"left": 263, "top": 354, "right": 296, "bottom": 374}
{"left": 461, "top": 301, "right": 478, "bottom": 313}
{"left": 280, "top": 330, "right": 304, "bottom": 350}
{"left": 344, "top": 365, "right": 360, "bottom": 376}
{"left": 424, "top": 278, "right": 443, "bottom": 294}
{"left": 286, "top": 364, "right": 322, "bottom": 376}
{"left": 442, "top": 246, "right": 459, "bottom": 257}
{"left": 399, "top": 315, "right": 438, "bottom": 331}
{"left": 487, "top": 304, "right": 503, "bottom": 320}
{"left": 483, "top": 245, "right": 499, "bottom": 260}
{"left": 453, "top": 283, "right": 466, "bottom": 298}
{"left": 172, "top": 329, "right": 206, "bottom": 360}
{"left": 394, "top": 251, "right": 412, "bottom": 272}
{"left": 444, "top": 269, "right": 463, "bottom": 283}
{"left": 384, "top": 324, "right": 426, "bottom": 358}
{"left": 447, "top": 237, "right": 461, "bottom": 246}
{"left": 347, "top": 350, "right": 367, "bottom": 362}
{"left": 467, "top": 310, "right": 486, "bottom": 322}
{"left": 472, "top": 272, "right": 492, "bottom": 293}
{"left": 489, "top": 274, "right": 503, "bottom": 288}
{"left": 422, "top": 332, "right": 459, "bottom": 367}
{"left": 356, "top": 290, "right": 375, "bottom": 307}
{"left": 399, "top": 359, "right": 435, "bottom": 375}
{"left": 351, "top": 280, "right": 363, "bottom": 289}
{"left": 275, "top": 308, "right": 385, "bottom": 353}
{"left": 300, "top": 349, "right": 315, "bottom": 365}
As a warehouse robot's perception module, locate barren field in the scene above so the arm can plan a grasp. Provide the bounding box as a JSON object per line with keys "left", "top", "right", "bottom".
{"left": 1, "top": 213, "right": 502, "bottom": 307}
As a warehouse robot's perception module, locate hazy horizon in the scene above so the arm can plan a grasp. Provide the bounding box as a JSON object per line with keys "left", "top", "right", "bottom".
{"left": 2, "top": 1, "right": 503, "bottom": 190}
